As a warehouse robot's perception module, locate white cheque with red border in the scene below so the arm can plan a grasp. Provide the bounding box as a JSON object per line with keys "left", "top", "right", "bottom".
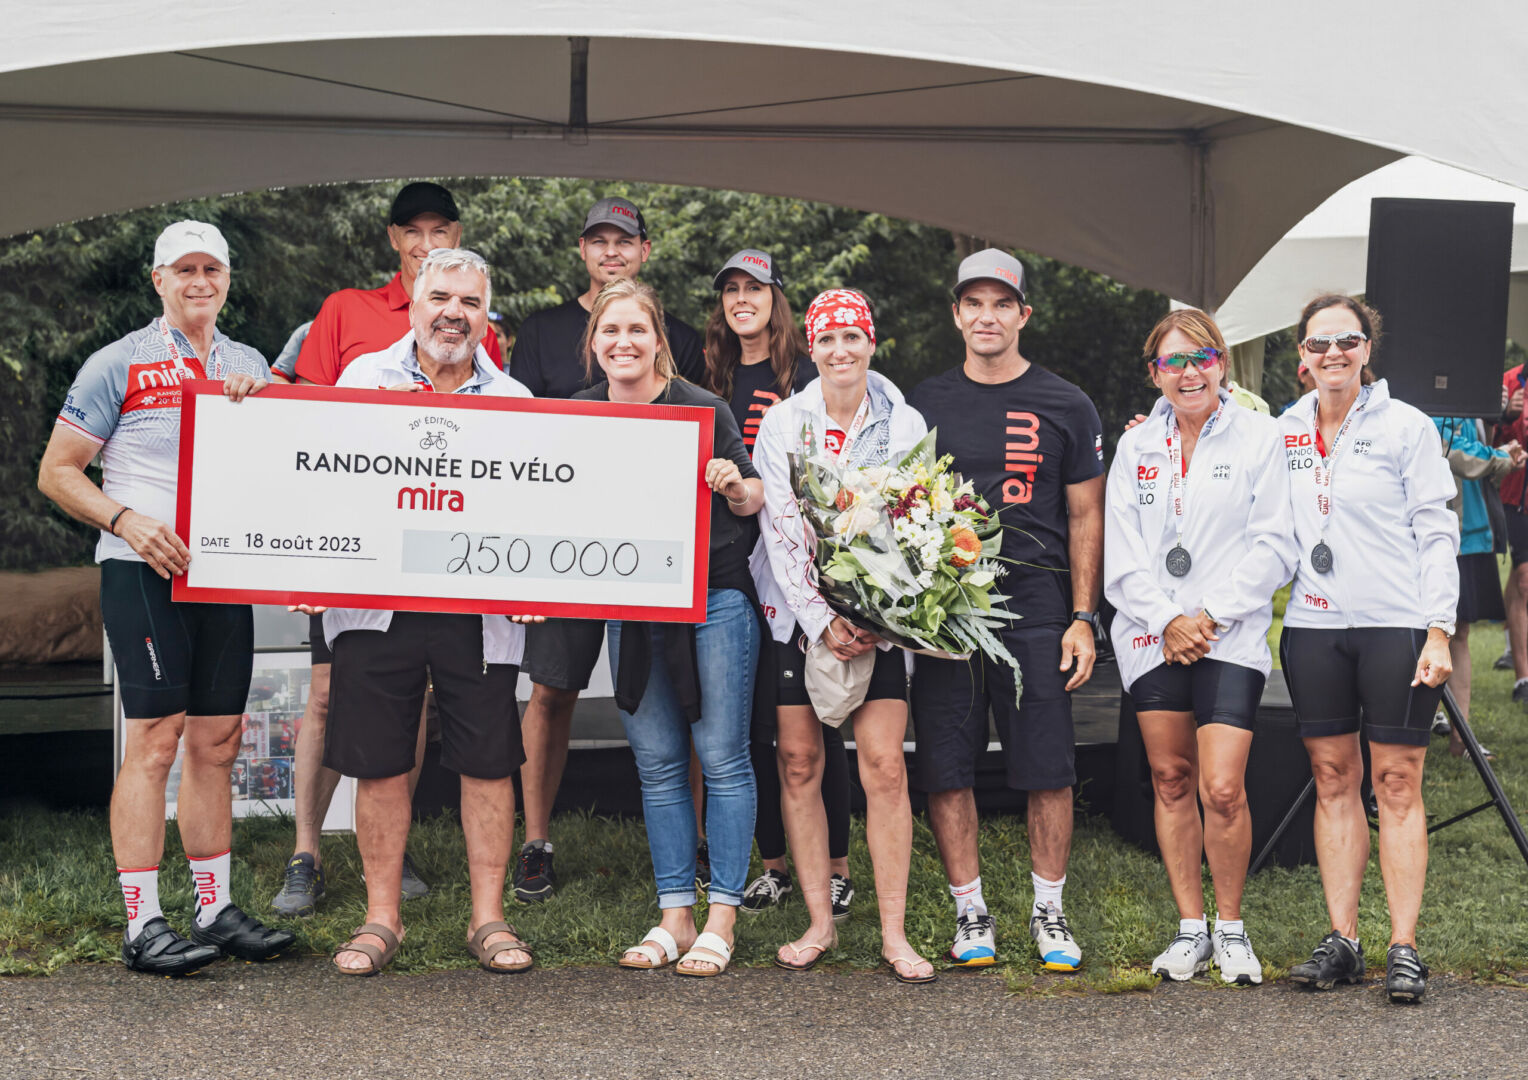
{"left": 172, "top": 382, "right": 714, "bottom": 622}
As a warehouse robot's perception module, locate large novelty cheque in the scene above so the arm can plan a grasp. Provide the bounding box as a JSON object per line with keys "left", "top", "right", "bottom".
{"left": 172, "top": 382, "right": 713, "bottom": 622}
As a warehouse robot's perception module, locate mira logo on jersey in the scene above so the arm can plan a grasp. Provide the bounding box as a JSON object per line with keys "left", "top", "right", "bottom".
{"left": 1003, "top": 411, "right": 1043, "bottom": 504}
{"left": 123, "top": 361, "right": 195, "bottom": 415}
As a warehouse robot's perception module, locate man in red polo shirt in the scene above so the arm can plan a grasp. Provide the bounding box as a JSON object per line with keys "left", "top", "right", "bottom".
{"left": 293, "top": 182, "right": 503, "bottom": 385}
{"left": 271, "top": 181, "right": 501, "bottom": 916}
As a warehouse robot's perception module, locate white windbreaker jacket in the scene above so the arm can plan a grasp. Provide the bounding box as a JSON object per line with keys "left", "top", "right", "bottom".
{"left": 1105, "top": 392, "right": 1297, "bottom": 690}
{"left": 1278, "top": 379, "right": 1459, "bottom": 631}
{"left": 751, "top": 370, "right": 928, "bottom": 646}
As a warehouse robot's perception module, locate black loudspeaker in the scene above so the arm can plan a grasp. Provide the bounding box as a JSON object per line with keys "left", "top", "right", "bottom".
{"left": 1365, "top": 197, "right": 1512, "bottom": 418}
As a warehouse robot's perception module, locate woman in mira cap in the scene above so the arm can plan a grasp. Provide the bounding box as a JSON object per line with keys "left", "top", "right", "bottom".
{"left": 703, "top": 250, "right": 857, "bottom": 922}
{"left": 1278, "top": 294, "right": 1458, "bottom": 1004}
{"left": 753, "top": 288, "right": 935, "bottom": 983}
{"left": 1105, "top": 308, "right": 1295, "bottom": 986}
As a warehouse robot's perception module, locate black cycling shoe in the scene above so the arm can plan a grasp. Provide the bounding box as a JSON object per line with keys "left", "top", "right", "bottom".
{"left": 513, "top": 841, "right": 556, "bottom": 903}
{"left": 1386, "top": 943, "right": 1429, "bottom": 1002}
{"left": 122, "top": 917, "right": 221, "bottom": 976}
{"left": 1289, "top": 930, "right": 1365, "bottom": 990}
{"left": 189, "top": 903, "right": 296, "bottom": 962}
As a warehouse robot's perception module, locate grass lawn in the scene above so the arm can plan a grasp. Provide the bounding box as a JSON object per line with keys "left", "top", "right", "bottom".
{"left": 4, "top": 617, "right": 1528, "bottom": 990}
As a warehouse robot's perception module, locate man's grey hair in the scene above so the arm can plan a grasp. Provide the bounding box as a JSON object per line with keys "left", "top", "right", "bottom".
{"left": 413, "top": 247, "right": 493, "bottom": 309}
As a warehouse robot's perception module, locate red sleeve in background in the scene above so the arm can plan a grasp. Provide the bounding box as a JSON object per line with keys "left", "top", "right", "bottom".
{"left": 293, "top": 296, "right": 343, "bottom": 385}
{"left": 484, "top": 325, "right": 503, "bottom": 370}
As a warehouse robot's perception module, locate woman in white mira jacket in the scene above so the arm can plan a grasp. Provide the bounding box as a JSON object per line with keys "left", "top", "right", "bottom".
{"left": 1279, "top": 295, "right": 1458, "bottom": 1005}
{"left": 751, "top": 289, "right": 933, "bottom": 983}
{"left": 1105, "top": 309, "right": 1295, "bottom": 986}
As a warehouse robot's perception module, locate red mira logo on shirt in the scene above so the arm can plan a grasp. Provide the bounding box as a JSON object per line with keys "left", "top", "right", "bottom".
{"left": 1003, "top": 411, "right": 1043, "bottom": 504}
{"left": 744, "top": 389, "right": 782, "bottom": 449}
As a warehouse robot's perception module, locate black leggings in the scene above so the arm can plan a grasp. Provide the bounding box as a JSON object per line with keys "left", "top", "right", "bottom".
{"left": 751, "top": 725, "right": 851, "bottom": 862}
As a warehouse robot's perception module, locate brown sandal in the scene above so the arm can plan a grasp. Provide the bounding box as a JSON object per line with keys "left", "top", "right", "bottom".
{"left": 332, "top": 923, "right": 402, "bottom": 977}
{"left": 468, "top": 921, "right": 533, "bottom": 973}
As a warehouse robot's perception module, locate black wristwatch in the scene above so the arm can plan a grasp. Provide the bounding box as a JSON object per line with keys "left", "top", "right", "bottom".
{"left": 1071, "top": 611, "right": 1098, "bottom": 629}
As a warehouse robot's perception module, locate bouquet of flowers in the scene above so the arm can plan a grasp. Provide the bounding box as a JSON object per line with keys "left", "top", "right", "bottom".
{"left": 788, "top": 426, "right": 1023, "bottom": 697}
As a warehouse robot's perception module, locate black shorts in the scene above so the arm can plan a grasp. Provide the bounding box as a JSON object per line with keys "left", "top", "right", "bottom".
{"left": 325, "top": 612, "right": 523, "bottom": 779}
{"left": 775, "top": 624, "right": 907, "bottom": 708}
{"left": 100, "top": 558, "right": 253, "bottom": 718}
{"left": 521, "top": 617, "right": 605, "bottom": 692}
{"left": 1506, "top": 506, "right": 1528, "bottom": 567}
{"left": 1128, "top": 658, "right": 1265, "bottom": 730}
{"left": 911, "top": 622, "right": 1074, "bottom": 792}
{"left": 1279, "top": 626, "right": 1442, "bottom": 747}
{"left": 307, "top": 613, "right": 333, "bottom": 666}
{"left": 1457, "top": 552, "right": 1506, "bottom": 623}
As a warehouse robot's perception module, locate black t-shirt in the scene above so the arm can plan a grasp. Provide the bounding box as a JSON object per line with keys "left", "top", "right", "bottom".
{"left": 909, "top": 362, "right": 1104, "bottom": 625}
{"left": 573, "top": 378, "right": 759, "bottom": 593}
{"left": 510, "top": 298, "right": 706, "bottom": 400}
{"left": 726, "top": 355, "right": 816, "bottom": 454}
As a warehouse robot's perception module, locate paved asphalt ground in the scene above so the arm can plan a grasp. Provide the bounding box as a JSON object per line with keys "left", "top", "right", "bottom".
{"left": 4, "top": 960, "right": 1527, "bottom": 1079}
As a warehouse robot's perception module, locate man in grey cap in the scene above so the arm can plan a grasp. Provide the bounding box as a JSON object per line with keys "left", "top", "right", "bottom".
{"left": 508, "top": 194, "right": 705, "bottom": 902}
{"left": 908, "top": 248, "right": 1105, "bottom": 974}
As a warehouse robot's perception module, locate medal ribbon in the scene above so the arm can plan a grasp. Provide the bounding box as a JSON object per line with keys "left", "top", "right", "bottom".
{"left": 827, "top": 393, "right": 873, "bottom": 465}
{"left": 1311, "top": 387, "right": 1371, "bottom": 533}
{"left": 156, "top": 317, "right": 213, "bottom": 379}
{"left": 1165, "top": 400, "right": 1226, "bottom": 550}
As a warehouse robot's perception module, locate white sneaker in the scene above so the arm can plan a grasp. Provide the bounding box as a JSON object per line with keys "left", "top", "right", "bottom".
{"left": 1212, "top": 926, "right": 1264, "bottom": 985}
{"left": 1029, "top": 902, "right": 1082, "bottom": 971}
{"left": 1151, "top": 929, "right": 1212, "bottom": 981}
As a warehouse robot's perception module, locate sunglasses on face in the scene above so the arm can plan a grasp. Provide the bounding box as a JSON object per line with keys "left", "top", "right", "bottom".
{"left": 1299, "top": 332, "right": 1368, "bottom": 355}
{"left": 1152, "top": 347, "right": 1223, "bottom": 372}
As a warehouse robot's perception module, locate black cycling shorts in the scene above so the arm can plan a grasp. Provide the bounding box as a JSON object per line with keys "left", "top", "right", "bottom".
{"left": 1128, "top": 658, "right": 1265, "bottom": 730}
{"left": 1280, "top": 626, "right": 1442, "bottom": 747}
{"left": 325, "top": 612, "right": 523, "bottom": 779}
{"left": 521, "top": 617, "right": 605, "bottom": 692}
{"left": 101, "top": 558, "right": 253, "bottom": 719}
{"left": 775, "top": 624, "right": 908, "bottom": 708}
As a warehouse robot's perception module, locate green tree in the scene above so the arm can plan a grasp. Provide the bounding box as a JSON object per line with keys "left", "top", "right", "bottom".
{"left": 0, "top": 179, "right": 1165, "bottom": 571}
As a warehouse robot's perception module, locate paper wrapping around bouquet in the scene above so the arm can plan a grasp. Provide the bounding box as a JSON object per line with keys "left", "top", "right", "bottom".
{"left": 803, "top": 643, "right": 875, "bottom": 728}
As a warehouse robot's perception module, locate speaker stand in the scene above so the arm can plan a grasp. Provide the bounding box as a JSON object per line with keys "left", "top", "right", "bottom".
{"left": 1249, "top": 685, "right": 1528, "bottom": 874}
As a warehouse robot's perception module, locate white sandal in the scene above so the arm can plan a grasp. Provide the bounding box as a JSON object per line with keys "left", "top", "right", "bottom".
{"left": 676, "top": 931, "right": 733, "bottom": 978}
{"left": 618, "top": 926, "right": 679, "bottom": 970}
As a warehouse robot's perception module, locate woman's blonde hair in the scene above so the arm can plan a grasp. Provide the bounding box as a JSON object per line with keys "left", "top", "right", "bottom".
{"left": 1142, "top": 307, "right": 1229, "bottom": 362}
{"left": 581, "top": 278, "right": 679, "bottom": 384}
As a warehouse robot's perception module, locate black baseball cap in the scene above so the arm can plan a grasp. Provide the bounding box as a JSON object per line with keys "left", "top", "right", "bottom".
{"left": 389, "top": 182, "right": 460, "bottom": 226}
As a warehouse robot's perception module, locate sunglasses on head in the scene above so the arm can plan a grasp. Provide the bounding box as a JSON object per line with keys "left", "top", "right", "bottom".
{"left": 1300, "top": 332, "right": 1368, "bottom": 355}
{"left": 1152, "top": 347, "right": 1223, "bottom": 372}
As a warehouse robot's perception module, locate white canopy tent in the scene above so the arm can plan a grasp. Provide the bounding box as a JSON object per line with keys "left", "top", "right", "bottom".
{"left": 1214, "top": 157, "right": 1528, "bottom": 347}
{"left": 4, "top": 2, "right": 1528, "bottom": 309}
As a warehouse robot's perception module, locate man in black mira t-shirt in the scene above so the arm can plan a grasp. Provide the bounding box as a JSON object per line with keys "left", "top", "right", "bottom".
{"left": 907, "top": 249, "right": 1105, "bottom": 973}
{"left": 508, "top": 195, "right": 705, "bottom": 903}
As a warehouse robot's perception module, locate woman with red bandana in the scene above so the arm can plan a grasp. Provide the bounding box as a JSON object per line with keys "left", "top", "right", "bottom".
{"left": 753, "top": 289, "right": 935, "bottom": 983}
{"left": 702, "top": 251, "right": 856, "bottom": 921}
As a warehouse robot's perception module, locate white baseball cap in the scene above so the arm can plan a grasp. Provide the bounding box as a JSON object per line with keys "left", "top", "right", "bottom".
{"left": 154, "top": 220, "right": 230, "bottom": 269}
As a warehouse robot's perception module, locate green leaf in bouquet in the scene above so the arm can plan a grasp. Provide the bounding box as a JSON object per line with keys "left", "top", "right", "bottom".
{"left": 824, "top": 559, "right": 859, "bottom": 583}
{"left": 894, "top": 428, "right": 941, "bottom": 472}
{"left": 963, "top": 569, "right": 996, "bottom": 589}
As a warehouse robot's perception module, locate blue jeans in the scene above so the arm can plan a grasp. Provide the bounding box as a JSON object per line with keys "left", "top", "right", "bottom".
{"left": 608, "top": 588, "right": 759, "bottom": 908}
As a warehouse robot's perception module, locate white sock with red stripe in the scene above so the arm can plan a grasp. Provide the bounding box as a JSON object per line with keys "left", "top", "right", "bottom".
{"left": 950, "top": 877, "right": 988, "bottom": 918}
{"left": 188, "top": 850, "right": 232, "bottom": 928}
{"left": 118, "top": 866, "right": 162, "bottom": 941}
